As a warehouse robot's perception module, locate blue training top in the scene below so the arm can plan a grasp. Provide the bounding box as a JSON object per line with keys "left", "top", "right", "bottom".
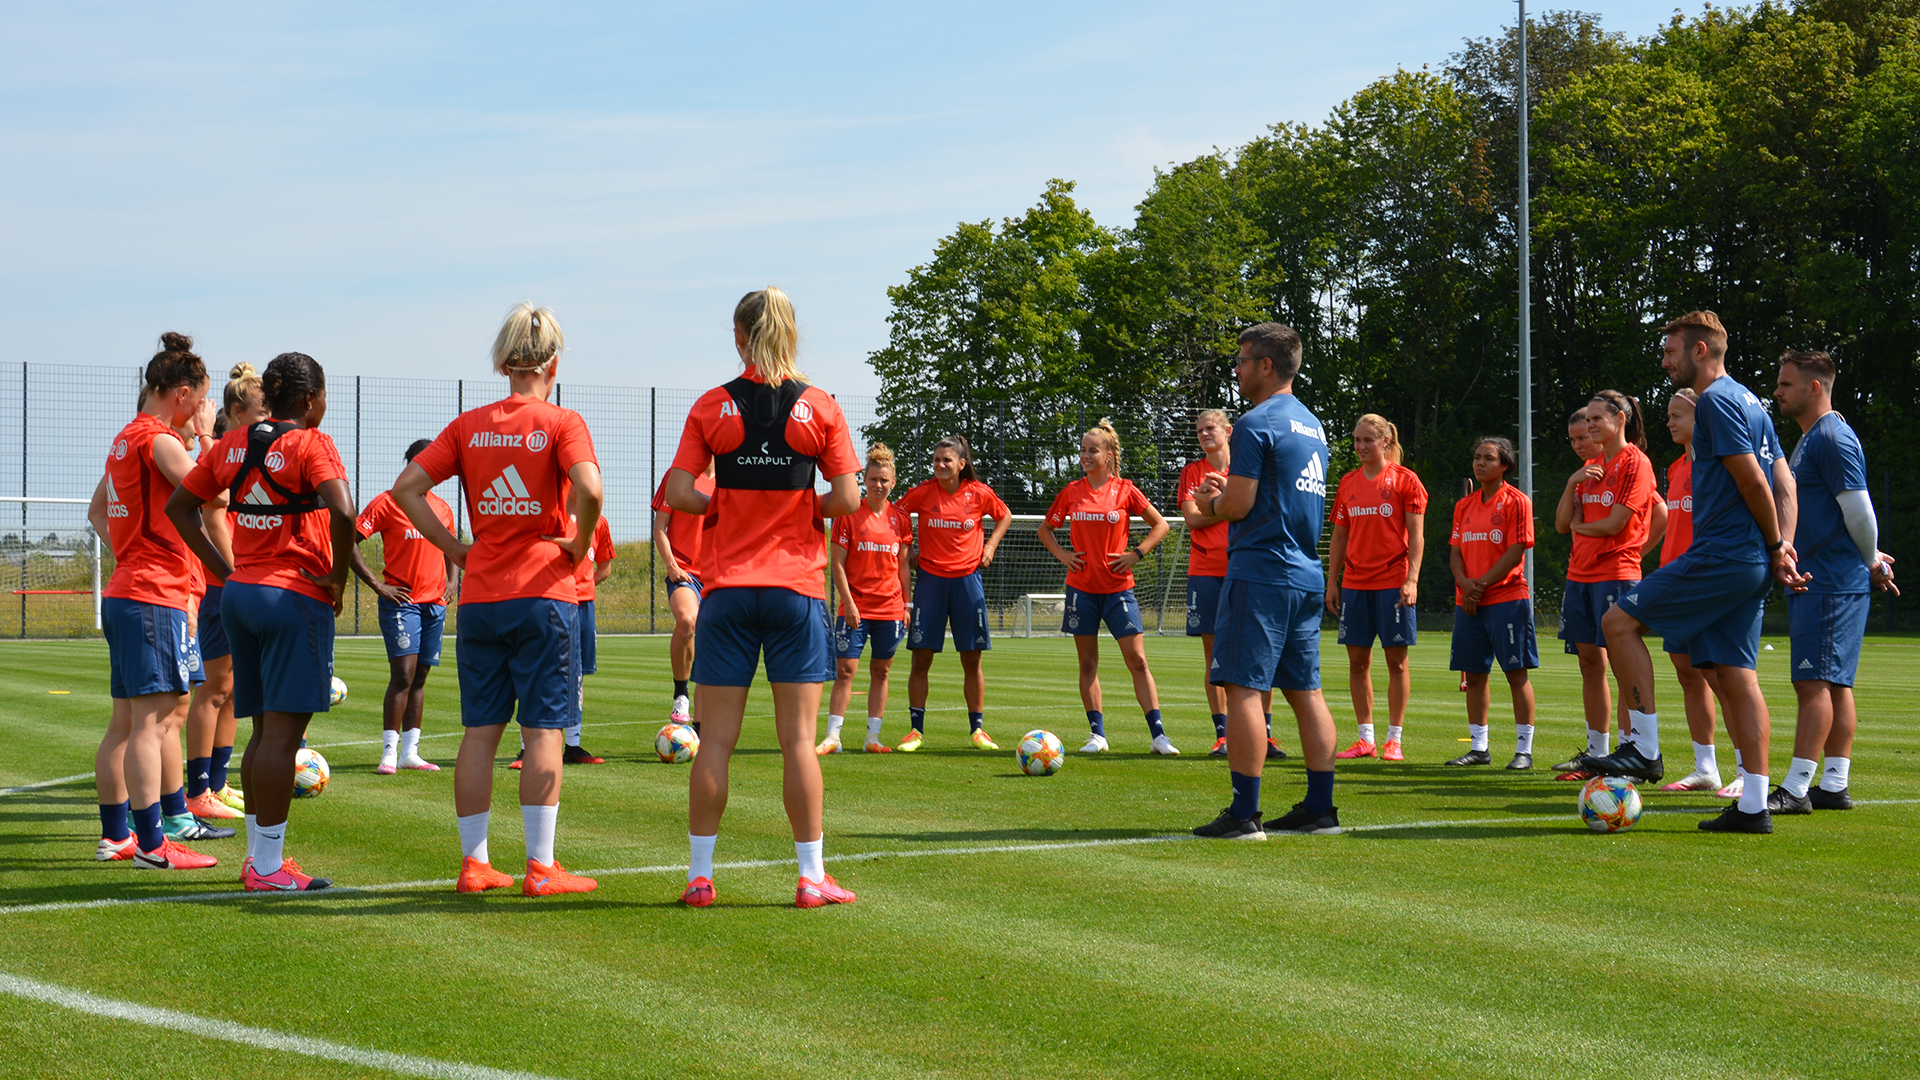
{"left": 1790, "top": 410, "right": 1871, "bottom": 595}
{"left": 1224, "top": 390, "right": 1328, "bottom": 592}
{"left": 1689, "top": 375, "right": 1778, "bottom": 565}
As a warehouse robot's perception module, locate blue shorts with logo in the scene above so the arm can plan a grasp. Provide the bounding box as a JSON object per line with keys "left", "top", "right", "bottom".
{"left": 667, "top": 576, "right": 704, "bottom": 601}
{"left": 456, "top": 597, "right": 579, "bottom": 728}
{"left": 103, "top": 597, "right": 192, "bottom": 699}
{"left": 198, "top": 584, "right": 230, "bottom": 661}
{"left": 378, "top": 599, "right": 446, "bottom": 666}
{"left": 1337, "top": 587, "right": 1417, "bottom": 649}
{"left": 1210, "top": 580, "right": 1321, "bottom": 692}
{"left": 1450, "top": 598, "right": 1540, "bottom": 674}
{"left": 221, "top": 581, "right": 336, "bottom": 717}
{"left": 1615, "top": 552, "right": 1769, "bottom": 670}
{"left": 577, "top": 599, "right": 597, "bottom": 675}
{"left": 186, "top": 622, "right": 204, "bottom": 686}
{"left": 909, "top": 570, "right": 991, "bottom": 653}
{"left": 1063, "top": 586, "right": 1144, "bottom": 639}
{"left": 1788, "top": 591, "right": 1869, "bottom": 687}
{"left": 696, "top": 586, "right": 832, "bottom": 686}
{"left": 834, "top": 616, "right": 906, "bottom": 661}
{"left": 1558, "top": 578, "right": 1634, "bottom": 650}
{"left": 1185, "top": 574, "right": 1223, "bottom": 637}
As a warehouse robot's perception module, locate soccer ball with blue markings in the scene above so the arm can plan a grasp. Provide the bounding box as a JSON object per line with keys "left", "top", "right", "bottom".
{"left": 1579, "top": 775, "right": 1642, "bottom": 832}
{"left": 292, "top": 748, "right": 330, "bottom": 798}
{"left": 655, "top": 723, "right": 700, "bottom": 764}
{"left": 1017, "top": 730, "right": 1064, "bottom": 776}
{"left": 328, "top": 676, "right": 348, "bottom": 707}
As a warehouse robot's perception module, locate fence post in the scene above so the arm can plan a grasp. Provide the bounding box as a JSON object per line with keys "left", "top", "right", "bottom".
{"left": 1156, "top": 522, "right": 1184, "bottom": 634}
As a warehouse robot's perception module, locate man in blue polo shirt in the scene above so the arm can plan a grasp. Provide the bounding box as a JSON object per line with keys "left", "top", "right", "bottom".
{"left": 1191, "top": 322, "right": 1340, "bottom": 839}
{"left": 1767, "top": 349, "right": 1896, "bottom": 813}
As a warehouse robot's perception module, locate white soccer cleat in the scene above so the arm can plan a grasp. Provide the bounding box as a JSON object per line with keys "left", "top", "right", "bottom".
{"left": 1660, "top": 767, "right": 1722, "bottom": 792}
{"left": 1149, "top": 734, "right": 1180, "bottom": 756}
{"left": 1079, "top": 734, "right": 1109, "bottom": 753}
{"left": 1714, "top": 776, "right": 1745, "bottom": 800}
{"left": 376, "top": 752, "right": 398, "bottom": 776}
{"left": 670, "top": 696, "right": 691, "bottom": 723}
{"left": 814, "top": 735, "right": 843, "bottom": 756}
{"left": 398, "top": 754, "right": 441, "bottom": 772}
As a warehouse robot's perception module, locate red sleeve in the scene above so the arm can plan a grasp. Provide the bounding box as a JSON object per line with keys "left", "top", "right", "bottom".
{"left": 671, "top": 388, "right": 734, "bottom": 476}
{"left": 1332, "top": 475, "right": 1351, "bottom": 526}
{"left": 1406, "top": 471, "right": 1430, "bottom": 514}
{"left": 593, "top": 518, "right": 615, "bottom": 562}
{"left": 1516, "top": 492, "right": 1536, "bottom": 548}
{"left": 982, "top": 484, "right": 1010, "bottom": 520}
{"left": 1043, "top": 485, "right": 1072, "bottom": 529}
{"left": 896, "top": 483, "right": 925, "bottom": 515}
{"left": 356, "top": 492, "right": 389, "bottom": 541}
{"left": 1622, "top": 451, "right": 1653, "bottom": 511}
{"left": 1126, "top": 482, "right": 1153, "bottom": 518}
{"left": 181, "top": 458, "right": 223, "bottom": 501}
{"left": 434, "top": 493, "right": 456, "bottom": 531}
{"left": 414, "top": 418, "right": 464, "bottom": 486}
{"left": 555, "top": 409, "right": 597, "bottom": 475}
{"left": 1450, "top": 501, "right": 1465, "bottom": 546}
{"left": 798, "top": 389, "right": 860, "bottom": 478}
{"left": 892, "top": 507, "right": 914, "bottom": 544}
{"left": 832, "top": 516, "right": 852, "bottom": 549}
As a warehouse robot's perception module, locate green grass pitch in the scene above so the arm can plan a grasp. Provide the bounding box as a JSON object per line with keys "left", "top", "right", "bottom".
{"left": 1, "top": 632, "right": 1917, "bottom": 1078}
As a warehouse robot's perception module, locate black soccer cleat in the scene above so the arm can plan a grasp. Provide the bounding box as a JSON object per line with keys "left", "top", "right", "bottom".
{"left": 1266, "top": 802, "right": 1341, "bottom": 834}
{"left": 1192, "top": 808, "right": 1265, "bottom": 840}
{"left": 1266, "top": 739, "right": 1288, "bottom": 760}
{"left": 1505, "top": 753, "right": 1533, "bottom": 771}
{"left": 1444, "top": 749, "right": 1492, "bottom": 767}
{"left": 1590, "top": 742, "right": 1665, "bottom": 783}
{"left": 1765, "top": 785, "right": 1812, "bottom": 815}
{"left": 1551, "top": 748, "right": 1596, "bottom": 773}
{"left": 1698, "top": 805, "right": 1773, "bottom": 834}
{"left": 562, "top": 744, "right": 606, "bottom": 765}
{"left": 1809, "top": 785, "right": 1853, "bottom": 810}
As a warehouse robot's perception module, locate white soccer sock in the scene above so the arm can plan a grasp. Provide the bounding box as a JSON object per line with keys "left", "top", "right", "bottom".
{"left": 1734, "top": 747, "right": 1744, "bottom": 770}
{"left": 796, "top": 836, "right": 825, "bottom": 882}
{"left": 826, "top": 715, "right": 845, "bottom": 739}
{"left": 1386, "top": 725, "right": 1403, "bottom": 743}
{"left": 1469, "top": 724, "right": 1489, "bottom": 752}
{"left": 254, "top": 821, "right": 285, "bottom": 877}
{"left": 1738, "top": 770, "right": 1769, "bottom": 815}
{"left": 1693, "top": 741, "right": 1718, "bottom": 775}
{"left": 1357, "top": 723, "right": 1375, "bottom": 744}
{"left": 522, "top": 803, "right": 558, "bottom": 867}
{"left": 1587, "top": 728, "right": 1610, "bottom": 757}
{"left": 866, "top": 717, "right": 884, "bottom": 743}
{"left": 457, "top": 810, "right": 490, "bottom": 864}
{"left": 689, "top": 833, "right": 717, "bottom": 883}
{"left": 1782, "top": 757, "right": 1818, "bottom": 799}
{"left": 400, "top": 728, "right": 421, "bottom": 759}
{"left": 564, "top": 724, "right": 582, "bottom": 748}
{"left": 1628, "top": 711, "right": 1660, "bottom": 758}
{"left": 1515, "top": 724, "right": 1535, "bottom": 755}
{"left": 244, "top": 814, "right": 257, "bottom": 862}
{"left": 380, "top": 730, "right": 399, "bottom": 759}
{"left": 1820, "top": 756, "right": 1851, "bottom": 792}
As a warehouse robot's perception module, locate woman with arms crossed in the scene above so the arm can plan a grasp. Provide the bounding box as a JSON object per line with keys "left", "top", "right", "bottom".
{"left": 818, "top": 443, "right": 913, "bottom": 755}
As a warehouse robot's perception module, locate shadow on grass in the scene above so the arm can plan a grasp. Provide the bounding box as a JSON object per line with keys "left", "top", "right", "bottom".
{"left": 841, "top": 826, "right": 1167, "bottom": 843}
{"left": 1347, "top": 824, "right": 1580, "bottom": 840}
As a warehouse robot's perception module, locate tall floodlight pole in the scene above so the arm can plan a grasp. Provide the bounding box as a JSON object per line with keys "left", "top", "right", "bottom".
{"left": 1516, "top": 0, "right": 1535, "bottom": 589}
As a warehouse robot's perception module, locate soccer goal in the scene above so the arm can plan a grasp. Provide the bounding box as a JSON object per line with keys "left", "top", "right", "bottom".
{"left": 0, "top": 497, "right": 102, "bottom": 638}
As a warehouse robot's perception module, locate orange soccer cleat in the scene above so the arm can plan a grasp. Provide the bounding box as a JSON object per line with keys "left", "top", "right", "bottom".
{"left": 1334, "top": 739, "right": 1376, "bottom": 760}
{"left": 681, "top": 876, "right": 716, "bottom": 907}
{"left": 523, "top": 859, "right": 597, "bottom": 897}
{"left": 796, "top": 874, "right": 856, "bottom": 909}
{"left": 457, "top": 856, "right": 514, "bottom": 893}
{"left": 1379, "top": 738, "right": 1404, "bottom": 762}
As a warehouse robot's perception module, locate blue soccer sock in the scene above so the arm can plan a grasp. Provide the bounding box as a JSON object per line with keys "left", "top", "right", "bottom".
{"left": 1264, "top": 712, "right": 1273, "bottom": 737}
{"left": 1229, "top": 771, "right": 1261, "bottom": 821}
{"left": 131, "top": 803, "right": 165, "bottom": 853}
{"left": 1144, "top": 709, "right": 1165, "bottom": 739}
{"left": 210, "top": 746, "right": 233, "bottom": 791}
{"left": 910, "top": 707, "right": 926, "bottom": 733}
{"left": 99, "top": 801, "right": 130, "bottom": 842}
{"left": 186, "top": 757, "right": 211, "bottom": 798}
{"left": 160, "top": 786, "right": 188, "bottom": 818}
{"left": 1304, "top": 769, "right": 1336, "bottom": 813}
{"left": 1211, "top": 713, "right": 1228, "bottom": 737}
{"left": 967, "top": 711, "right": 984, "bottom": 733}
{"left": 1086, "top": 710, "right": 1105, "bottom": 737}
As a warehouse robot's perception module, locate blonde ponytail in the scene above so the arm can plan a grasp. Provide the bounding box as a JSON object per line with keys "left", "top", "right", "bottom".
{"left": 733, "top": 287, "right": 801, "bottom": 386}
{"left": 865, "top": 442, "right": 896, "bottom": 471}
{"left": 1088, "top": 417, "right": 1123, "bottom": 476}
{"left": 223, "top": 361, "right": 263, "bottom": 424}
{"left": 492, "top": 302, "right": 564, "bottom": 376}
{"left": 1357, "top": 413, "right": 1403, "bottom": 465}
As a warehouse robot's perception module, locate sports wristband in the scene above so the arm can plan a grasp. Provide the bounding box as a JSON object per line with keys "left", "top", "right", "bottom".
{"left": 1767, "top": 539, "right": 1785, "bottom": 552}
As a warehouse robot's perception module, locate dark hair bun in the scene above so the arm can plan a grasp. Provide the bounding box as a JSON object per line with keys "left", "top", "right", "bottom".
{"left": 159, "top": 331, "right": 195, "bottom": 354}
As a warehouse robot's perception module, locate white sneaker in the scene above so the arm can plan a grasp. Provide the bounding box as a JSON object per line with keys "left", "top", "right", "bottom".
{"left": 1149, "top": 734, "right": 1180, "bottom": 756}
{"left": 670, "top": 696, "right": 691, "bottom": 722}
{"left": 376, "top": 752, "right": 397, "bottom": 776}
{"left": 1713, "top": 776, "right": 1744, "bottom": 799}
{"left": 815, "top": 735, "right": 843, "bottom": 756}
{"left": 1660, "top": 767, "right": 1722, "bottom": 792}
{"left": 1079, "top": 734, "right": 1109, "bottom": 753}
{"left": 398, "top": 754, "right": 441, "bottom": 772}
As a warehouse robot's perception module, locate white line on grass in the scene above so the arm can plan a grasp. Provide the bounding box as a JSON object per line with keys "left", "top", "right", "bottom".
{"left": 0, "top": 772, "right": 94, "bottom": 796}
{"left": 0, "top": 972, "right": 564, "bottom": 1079}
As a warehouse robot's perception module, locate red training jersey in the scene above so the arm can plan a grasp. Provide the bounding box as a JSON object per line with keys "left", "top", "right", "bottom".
{"left": 832, "top": 502, "right": 913, "bottom": 620}
{"left": 357, "top": 489, "right": 454, "bottom": 605}
{"left": 1449, "top": 483, "right": 1534, "bottom": 606}
{"left": 103, "top": 414, "right": 194, "bottom": 611}
{"left": 573, "top": 516, "right": 615, "bottom": 602}
{"left": 411, "top": 396, "right": 597, "bottom": 606}
{"left": 1567, "top": 445, "right": 1655, "bottom": 583}
{"left": 1177, "top": 459, "right": 1229, "bottom": 577}
{"left": 650, "top": 471, "right": 717, "bottom": 579}
{"left": 1660, "top": 454, "right": 1694, "bottom": 567}
{"left": 1044, "top": 476, "right": 1156, "bottom": 594}
{"left": 897, "top": 479, "right": 1009, "bottom": 578}
{"left": 1331, "top": 461, "right": 1429, "bottom": 591}
{"left": 669, "top": 370, "right": 859, "bottom": 598}
{"left": 180, "top": 422, "right": 349, "bottom": 606}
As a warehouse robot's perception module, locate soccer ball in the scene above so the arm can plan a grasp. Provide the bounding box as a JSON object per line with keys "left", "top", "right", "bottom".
{"left": 329, "top": 676, "right": 348, "bottom": 707}
{"left": 293, "top": 748, "right": 331, "bottom": 798}
{"left": 1579, "top": 775, "right": 1643, "bottom": 832}
{"left": 655, "top": 722, "right": 699, "bottom": 764}
{"left": 1017, "top": 729, "right": 1064, "bottom": 776}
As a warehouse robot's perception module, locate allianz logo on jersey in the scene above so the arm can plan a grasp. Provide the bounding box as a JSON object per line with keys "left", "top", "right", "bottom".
{"left": 105, "top": 478, "right": 130, "bottom": 518}
{"left": 468, "top": 430, "right": 548, "bottom": 451}
{"left": 1290, "top": 419, "right": 1326, "bottom": 443}
{"left": 233, "top": 481, "right": 284, "bottom": 530}
{"left": 927, "top": 517, "right": 975, "bottom": 531}
{"left": 1294, "top": 455, "right": 1327, "bottom": 496}
{"left": 1070, "top": 510, "right": 1122, "bottom": 523}
{"left": 1458, "top": 530, "right": 1501, "bottom": 543}
{"left": 855, "top": 540, "right": 899, "bottom": 554}
{"left": 476, "top": 466, "right": 543, "bottom": 516}
{"left": 1582, "top": 491, "right": 1615, "bottom": 506}
{"left": 1346, "top": 501, "right": 1393, "bottom": 518}
{"left": 404, "top": 528, "right": 425, "bottom": 540}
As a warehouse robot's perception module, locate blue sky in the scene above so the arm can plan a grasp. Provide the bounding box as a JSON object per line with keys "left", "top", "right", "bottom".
{"left": 2, "top": 2, "right": 1689, "bottom": 398}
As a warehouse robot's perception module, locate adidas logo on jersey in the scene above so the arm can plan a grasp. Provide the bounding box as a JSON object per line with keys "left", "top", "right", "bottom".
{"left": 233, "top": 481, "right": 286, "bottom": 530}
{"left": 1624, "top": 592, "right": 1640, "bottom": 604}
{"left": 104, "top": 478, "right": 129, "bottom": 518}
{"left": 1294, "top": 455, "right": 1327, "bottom": 496}
{"left": 475, "top": 466, "right": 542, "bottom": 516}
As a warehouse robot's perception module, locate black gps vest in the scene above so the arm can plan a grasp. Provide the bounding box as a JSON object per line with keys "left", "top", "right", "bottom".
{"left": 226, "top": 421, "right": 325, "bottom": 513}
{"left": 711, "top": 376, "right": 818, "bottom": 491}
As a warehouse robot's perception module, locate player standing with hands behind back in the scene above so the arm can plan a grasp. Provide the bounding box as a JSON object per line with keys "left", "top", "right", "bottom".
{"left": 1191, "top": 323, "right": 1341, "bottom": 840}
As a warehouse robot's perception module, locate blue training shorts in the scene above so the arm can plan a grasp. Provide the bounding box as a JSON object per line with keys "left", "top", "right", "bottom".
{"left": 222, "top": 581, "right": 336, "bottom": 717}
{"left": 577, "top": 598, "right": 597, "bottom": 675}
{"left": 379, "top": 599, "right": 446, "bottom": 666}
{"left": 696, "top": 586, "right": 832, "bottom": 686}
{"left": 1615, "top": 552, "right": 1769, "bottom": 670}
{"left": 909, "top": 569, "right": 991, "bottom": 653}
{"left": 198, "top": 584, "right": 230, "bottom": 662}
{"left": 834, "top": 616, "right": 905, "bottom": 661}
{"left": 1450, "top": 598, "right": 1540, "bottom": 674}
{"left": 1788, "top": 591, "right": 1869, "bottom": 687}
{"left": 1185, "top": 574, "right": 1223, "bottom": 637}
{"left": 1558, "top": 578, "right": 1634, "bottom": 650}
{"left": 103, "top": 597, "right": 191, "bottom": 699}
{"left": 667, "top": 575, "right": 704, "bottom": 601}
{"left": 456, "top": 597, "right": 579, "bottom": 728}
{"left": 1336, "top": 587, "right": 1417, "bottom": 649}
{"left": 1062, "top": 586, "right": 1144, "bottom": 639}
{"left": 1210, "top": 580, "right": 1321, "bottom": 692}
